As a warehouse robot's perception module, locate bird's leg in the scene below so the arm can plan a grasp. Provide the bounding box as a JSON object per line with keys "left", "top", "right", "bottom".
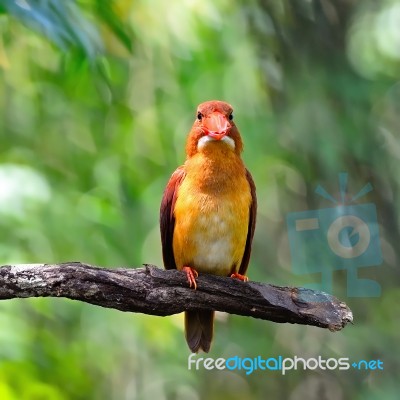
{"left": 182, "top": 266, "right": 199, "bottom": 290}
{"left": 230, "top": 272, "right": 249, "bottom": 282}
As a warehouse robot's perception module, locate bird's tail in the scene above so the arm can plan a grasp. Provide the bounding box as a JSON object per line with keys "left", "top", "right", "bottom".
{"left": 184, "top": 310, "right": 214, "bottom": 353}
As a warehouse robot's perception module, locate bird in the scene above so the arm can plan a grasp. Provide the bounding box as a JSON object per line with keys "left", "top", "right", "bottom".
{"left": 160, "top": 100, "right": 257, "bottom": 353}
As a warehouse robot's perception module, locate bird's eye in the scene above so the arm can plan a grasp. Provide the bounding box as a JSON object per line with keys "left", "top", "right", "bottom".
{"left": 229, "top": 113, "right": 234, "bottom": 120}
{"left": 197, "top": 112, "right": 203, "bottom": 121}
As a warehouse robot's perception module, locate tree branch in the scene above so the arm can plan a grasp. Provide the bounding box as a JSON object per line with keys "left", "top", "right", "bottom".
{"left": 0, "top": 262, "right": 353, "bottom": 331}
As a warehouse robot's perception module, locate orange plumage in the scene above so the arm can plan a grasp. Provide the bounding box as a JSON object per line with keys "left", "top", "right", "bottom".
{"left": 160, "top": 100, "right": 257, "bottom": 353}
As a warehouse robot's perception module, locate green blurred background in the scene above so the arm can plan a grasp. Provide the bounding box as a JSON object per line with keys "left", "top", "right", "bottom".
{"left": 1, "top": 0, "right": 399, "bottom": 399}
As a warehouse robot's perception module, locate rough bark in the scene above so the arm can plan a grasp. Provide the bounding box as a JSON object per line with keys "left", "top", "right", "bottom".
{"left": 0, "top": 262, "right": 353, "bottom": 331}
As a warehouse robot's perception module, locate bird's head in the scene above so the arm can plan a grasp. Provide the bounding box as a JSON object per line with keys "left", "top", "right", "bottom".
{"left": 186, "top": 100, "right": 243, "bottom": 157}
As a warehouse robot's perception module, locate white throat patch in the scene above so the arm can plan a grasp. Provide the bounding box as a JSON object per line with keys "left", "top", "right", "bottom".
{"left": 197, "top": 135, "right": 235, "bottom": 151}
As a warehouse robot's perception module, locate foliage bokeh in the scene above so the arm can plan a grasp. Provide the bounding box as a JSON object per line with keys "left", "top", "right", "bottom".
{"left": 1, "top": 0, "right": 400, "bottom": 399}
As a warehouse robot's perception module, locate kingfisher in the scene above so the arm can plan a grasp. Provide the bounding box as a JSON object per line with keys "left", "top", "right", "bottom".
{"left": 160, "top": 100, "right": 257, "bottom": 353}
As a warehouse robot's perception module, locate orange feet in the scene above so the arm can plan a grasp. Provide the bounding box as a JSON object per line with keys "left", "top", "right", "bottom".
{"left": 230, "top": 272, "right": 249, "bottom": 282}
{"left": 182, "top": 266, "right": 199, "bottom": 290}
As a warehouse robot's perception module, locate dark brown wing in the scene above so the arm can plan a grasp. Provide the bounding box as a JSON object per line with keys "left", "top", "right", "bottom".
{"left": 238, "top": 169, "right": 257, "bottom": 275}
{"left": 160, "top": 167, "right": 186, "bottom": 270}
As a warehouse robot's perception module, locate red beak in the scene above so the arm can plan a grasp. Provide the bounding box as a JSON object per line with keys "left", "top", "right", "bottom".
{"left": 203, "top": 112, "right": 230, "bottom": 140}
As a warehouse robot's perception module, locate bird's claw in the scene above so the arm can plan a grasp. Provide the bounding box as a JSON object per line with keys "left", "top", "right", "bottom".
{"left": 230, "top": 272, "right": 249, "bottom": 282}
{"left": 182, "top": 266, "right": 199, "bottom": 290}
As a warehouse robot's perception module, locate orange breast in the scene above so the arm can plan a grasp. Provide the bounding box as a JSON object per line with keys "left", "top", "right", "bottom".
{"left": 173, "top": 150, "right": 251, "bottom": 276}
